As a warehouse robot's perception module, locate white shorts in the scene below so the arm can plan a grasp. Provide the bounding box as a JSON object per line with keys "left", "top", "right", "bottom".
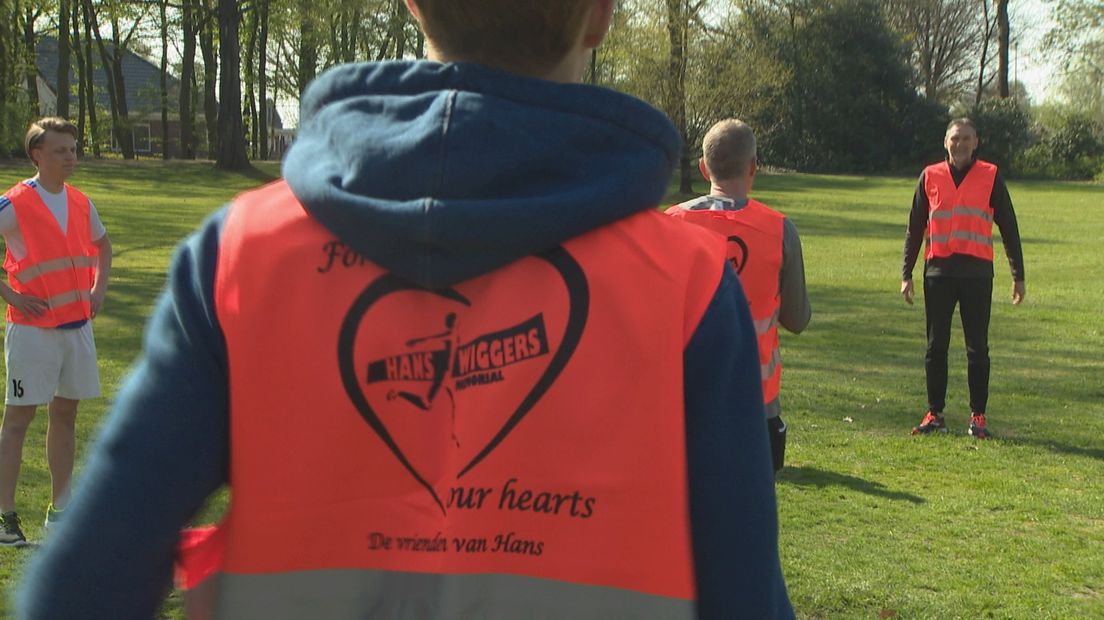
{"left": 4, "top": 322, "right": 101, "bottom": 405}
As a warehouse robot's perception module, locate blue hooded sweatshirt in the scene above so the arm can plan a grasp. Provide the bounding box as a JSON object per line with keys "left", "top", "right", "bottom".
{"left": 17, "top": 61, "right": 792, "bottom": 619}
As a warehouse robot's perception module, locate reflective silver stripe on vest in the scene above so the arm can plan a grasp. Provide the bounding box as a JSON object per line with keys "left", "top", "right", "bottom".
{"left": 46, "top": 289, "right": 91, "bottom": 307}
{"left": 952, "top": 230, "right": 993, "bottom": 246}
{"left": 952, "top": 205, "right": 993, "bottom": 223}
{"left": 929, "top": 232, "right": 992, "bottom": 247}
{"left": 210, "top": 569, "right": 695, "bottom": 619}
{"left": 754, "top": 310, "right": 779, "bottom": 336}
{"left": 761, "top": 347, "right": 781, "bottom": 381}
{"left": 929, "top": 206, "right": 992, "bottom": 224}
{"left": 13, "top": 255, "right": 96, "bottom": 285}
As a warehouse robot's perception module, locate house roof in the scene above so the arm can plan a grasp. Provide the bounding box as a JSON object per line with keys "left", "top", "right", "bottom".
{"left": 36, "top": 35, "right": 181, "bottom": 114}
{"left": 36, "top": 35, "right": 284, "bottom": 128}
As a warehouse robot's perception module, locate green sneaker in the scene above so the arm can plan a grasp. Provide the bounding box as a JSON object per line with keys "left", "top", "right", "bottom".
{"left": 44, "top": 504, "right": 63, "bottom": 531}
{"left": 0, "top": 511, "right": 28, "bottom": 547}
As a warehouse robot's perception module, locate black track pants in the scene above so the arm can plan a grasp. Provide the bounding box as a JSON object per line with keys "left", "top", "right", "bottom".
{"left": 923, "top": 276, "right": 992, "bottom": 414}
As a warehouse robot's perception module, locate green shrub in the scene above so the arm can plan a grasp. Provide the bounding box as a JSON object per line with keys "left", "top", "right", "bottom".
{"left": 966, "top": 98, "right": 1032, "bottom": 173}
{"left": 900, "top": 95, "right": 951, "bottom": 170}
{"left": 0, "top": 101, "right": 35, "bottom": 158}
{"left": 1016, "top": 109, "right": 1104, "bottom": 180}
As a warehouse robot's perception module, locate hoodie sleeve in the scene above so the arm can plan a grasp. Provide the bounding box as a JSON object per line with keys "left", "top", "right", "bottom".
{"left": 16, "top": 210, "right": 230, "bottom": 620}
{"left": 684, "top": 265, "right": 795, "bottom": 619}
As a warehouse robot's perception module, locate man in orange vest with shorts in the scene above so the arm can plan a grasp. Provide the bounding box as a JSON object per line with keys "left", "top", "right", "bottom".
{"left": 18, "top": 3, "right": 794, "bottom": 618}
{"left": 0, "top": 117, "right": 112, "bottom": 546}
{"left": 902, "top": 118, "right": 1025, "bottom": 439}
{"left": 668, "top": 119, "right": 811, "bottom": 476}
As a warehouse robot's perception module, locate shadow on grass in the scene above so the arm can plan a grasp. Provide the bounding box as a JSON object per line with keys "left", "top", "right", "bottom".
{"left": 1004, "top": 437, "right": 1104, "bottom": 462}
{"left": 781, "top": 206, "right": 904, "bottom": 240}
{"left": 756, "top": 171, "right": 908, "bottom": 195}
{"left": 777, "top": 466, "right": 925, "bottom": 504}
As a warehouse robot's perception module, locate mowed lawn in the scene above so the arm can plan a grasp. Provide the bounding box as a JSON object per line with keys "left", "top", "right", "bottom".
{"left": 0, "top": 159, "right": 1100, "bottom": 618}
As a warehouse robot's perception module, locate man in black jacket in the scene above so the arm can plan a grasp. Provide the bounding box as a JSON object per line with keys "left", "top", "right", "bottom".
{"left": 901, "top": 118, "right": 1025, "bottom": 439}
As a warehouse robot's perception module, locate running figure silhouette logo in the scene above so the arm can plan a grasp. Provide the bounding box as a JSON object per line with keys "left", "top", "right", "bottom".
{"left": 365, "top": 311, "right": 552, "bottom": 448}
{"left": 384, "top": 313, "right": 460, "bottom": 445}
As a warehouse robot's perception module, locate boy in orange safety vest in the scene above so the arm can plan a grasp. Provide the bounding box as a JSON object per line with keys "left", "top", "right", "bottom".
{"left": 0, "top": 117, "right": 112, "bottom": 547}
{"left": 668, "top": 119, "right": 811, "bottom": 475}
{"left": 18, "top": 4, "right": 793, "bottom": 619}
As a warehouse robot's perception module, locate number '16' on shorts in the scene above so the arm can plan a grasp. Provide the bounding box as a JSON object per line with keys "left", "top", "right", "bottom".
{"left": 4, "top": 322, "right": 101, "bottom": 406}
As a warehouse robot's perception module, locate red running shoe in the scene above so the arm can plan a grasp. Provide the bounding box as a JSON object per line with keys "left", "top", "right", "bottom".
{"left": 912, "top": 411, "right": 947, "bottom": 435}
{"left": 969, "top": 413, "right": 991, "bottom": 439}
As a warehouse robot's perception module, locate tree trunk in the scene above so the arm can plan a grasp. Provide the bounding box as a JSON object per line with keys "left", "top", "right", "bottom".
{"left": 82, "top": 0, "right": 99, "bottom": 156}
{"left": 391, "top": 0, "right": 407, "bottom": 59}
{"left": 258, "top": 0, "right": 269, "bottom": 160}
{"left": 297, "top": 0, "right": 317, "bottom": 98}
{"left": 56, "top": 0, "right": 70, "bottom": 118}
{"left": 109, "top": 17, "right": 134, "bottom": 159}
{"left": 180, "top": 0, "right": 197, "bottom": 159}
{"left": 71, "top": 0, "right": 85, "bottom": 154}
{"left": 1, "top": 2, "right": 12, "bottom": 149}
{"left": 84, "top": 1, "right": 135, "bottom": 159}
{"left": 335, "top": 9, "right": 357, "bottom": 64}
{"left": 976, "top": 0, "right": 992, "bottom": 106}
{"left": 160, "top": 0, "right": 170, "bottom": 158}
{"left": 96, "top": 11, "right": 135, "bottom": 159}
{"left": 22, "top": 6, "right": 39, "bottom": 112}
{"left": 215, "top": 0, "right": 250, "bottom": 170}
{"left": 997, "top": 0, "right": 1009, "bottom": 98}
{"left": 244, "top": 1, "right": 258, "bottom": 159}
{"left": 665, "top": 0, "right": 692, "bottom": 195}
{"left": 200, "top": 0, "right": 219, "bottom": 157}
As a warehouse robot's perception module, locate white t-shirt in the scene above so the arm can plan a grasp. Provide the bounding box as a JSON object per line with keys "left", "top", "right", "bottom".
{"left": 0, "top": 178, "right": 107, "bottom": 262}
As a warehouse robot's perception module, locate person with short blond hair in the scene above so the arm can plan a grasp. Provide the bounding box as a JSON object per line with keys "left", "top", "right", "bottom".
{"left": 668, "top": 119, "right": 811, "bottom": 476}
{"left": 702, "top": 118, "right": 757, "bottom": 181}
{"left": 0, "top": 116, "right": 112, "bottom": 547}
{"left": 24, "top": 117, "right": 80, "bottom": 162}
{"left": 19, "top": 3, "right": 792, "bottom": 618}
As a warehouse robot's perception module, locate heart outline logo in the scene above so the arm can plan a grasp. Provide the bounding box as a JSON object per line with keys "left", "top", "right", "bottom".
{"left": 726, "top": 235, "right": 749, "bottom": 275}
{"left": 337, "top": 247, "right": 589, "bottom": 514}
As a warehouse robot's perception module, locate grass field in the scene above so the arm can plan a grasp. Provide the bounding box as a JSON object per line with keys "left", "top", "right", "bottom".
{"left": 0, "top": 159, "right": 1101, "bottom": 618}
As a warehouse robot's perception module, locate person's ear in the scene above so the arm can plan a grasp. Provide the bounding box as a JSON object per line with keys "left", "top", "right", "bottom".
{"left": 748, "top": 158, "right": 757, "bottom": 180}
{"left": 698, "top": 158, "right": 711, "bottom": 182}
{"left": 581, "top": 0, "right": 615, "bottom": 49}
{"left": 403, "top": 0, "right": 422, "bottom": 23}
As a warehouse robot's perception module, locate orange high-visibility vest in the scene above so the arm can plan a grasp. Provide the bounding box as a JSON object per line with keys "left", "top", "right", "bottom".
{"left": 2, "top": 182, "right": 98, "bottom": 327}
{"left": 177, "top": 180, "right": 727, "bottom": 618}
{"left": 666, "top": 199, "right": 784, "bottom": 404}
{"left": 923, "top": 160, "right": 997, "bottom": 262}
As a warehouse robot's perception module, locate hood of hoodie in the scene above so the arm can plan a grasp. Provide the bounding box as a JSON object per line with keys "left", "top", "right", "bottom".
{"left": 282, "top": 60, "right": 681, "bottom": 289}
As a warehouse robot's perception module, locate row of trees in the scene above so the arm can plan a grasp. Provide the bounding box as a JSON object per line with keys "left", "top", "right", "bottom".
{"left": 1, "top": 0, "right": 1102, "bottom": 179}
{"left": 596, "top": 0, "right": 1102, "bottom": 185}
{"left": 1, "top": 0, "right": 423, "bottom": 169}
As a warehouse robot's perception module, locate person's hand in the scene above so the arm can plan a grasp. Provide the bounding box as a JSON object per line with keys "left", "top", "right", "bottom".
{"left": 6, "top": 291, "right": 48, "bottom": 318}
{"left": 91, "top": 288, "right": 106, "bottom": 318}
{"left": 900, "top": 279, "right": 914, "bottom": 305}
{"left": 1012, "top": 280, "right": 1025, "bottom": 306}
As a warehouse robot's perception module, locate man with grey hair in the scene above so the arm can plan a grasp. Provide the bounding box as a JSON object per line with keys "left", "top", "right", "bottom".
{"left": 902, "top": 118, "right": 1024, "bottom": 439}
{"left": 667, "top": 119, "right": 811, "bottom": 475}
